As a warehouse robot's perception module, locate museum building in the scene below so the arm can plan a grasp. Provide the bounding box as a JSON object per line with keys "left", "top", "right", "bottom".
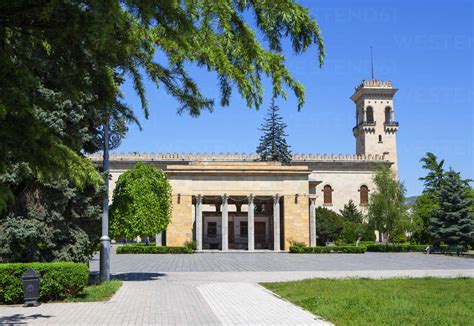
{"left": 90, "top": 79, "right": 399, "bottom": 251}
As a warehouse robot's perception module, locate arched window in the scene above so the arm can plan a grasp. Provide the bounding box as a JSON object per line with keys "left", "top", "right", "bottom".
{"left": 366, "top": 107, "right": 374, "bottom": 123}
{"left": 359, "top": 185, "right": 369, "bottom": 205}
{"left": 385, "top": 107, "right": 392, "bottom": 123}
{"left": 323, "top": 185, "right": 333, "bottom": 204}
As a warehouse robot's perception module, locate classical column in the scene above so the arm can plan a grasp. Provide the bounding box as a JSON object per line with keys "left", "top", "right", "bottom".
{"left": 221, "top": 194, "right": 229, "bottom": 251}
{"left": 196, "top": 195, "right": 203, "bottom": 251}
{"left": 273, "top": 194, "right": 280, "bottom": 251}
{"left": 247, "top": 194, "right": 255, "bottom": 252}
{"left": 155, "top": 233, "right": 163, "bottom": 246}
{"left": 309, "top": 197, "right": 317, "bottom": 246}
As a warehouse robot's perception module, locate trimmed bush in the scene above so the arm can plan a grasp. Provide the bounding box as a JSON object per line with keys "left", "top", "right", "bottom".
{"left": 116, "top": 244, "right": 192, "bottom": 254}
{"left": 290, "top": 245, "right": 366, "bottom": 254}
{"left": 365, "top": 244, "right": 428, "bottom": 252}
{"left": 0, "top": 262, "right": 88, "bottom": 304}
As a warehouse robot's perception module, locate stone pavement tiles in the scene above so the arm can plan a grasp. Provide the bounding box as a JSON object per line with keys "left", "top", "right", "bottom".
{"left": 89, "top": 249, "right": 474, "bottom": 274}
{"left": 3, "top": 252, "right": 474, "bottom": 325}
{"left": 0, "top": 279, "right": 330, "bottom": 325}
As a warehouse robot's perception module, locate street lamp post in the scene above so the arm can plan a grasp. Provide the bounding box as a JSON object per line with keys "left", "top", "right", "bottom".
{"left": 100, "top": 120, "right": 111, "bottom": 282}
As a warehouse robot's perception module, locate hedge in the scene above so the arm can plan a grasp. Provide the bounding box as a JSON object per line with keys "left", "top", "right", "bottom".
{"left": 116, "top": 245, "right": 192, "bottom": 254}
{"left": 0, "top": 262, "right": 88, "bottom": 304}
{"left": 364, "top": 244, "right": 429, "bottom": 252}
{"left": 289, "top": 245, "right": 366, "bottom": 254}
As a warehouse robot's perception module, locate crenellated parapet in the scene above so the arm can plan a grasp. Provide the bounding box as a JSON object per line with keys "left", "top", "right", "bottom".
{"left": 87, "top": 152, "right": 389, "bottom": 162}
{"left": 355, "top": 79, "right": 393, "bottom": 91}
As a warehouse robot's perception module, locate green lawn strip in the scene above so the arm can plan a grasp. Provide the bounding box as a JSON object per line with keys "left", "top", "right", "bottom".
{"left": 262, "top": 278, "right": 474, "bottom": 326}
{"left": 65, "top": 280, "right": 123, "bottom": 302}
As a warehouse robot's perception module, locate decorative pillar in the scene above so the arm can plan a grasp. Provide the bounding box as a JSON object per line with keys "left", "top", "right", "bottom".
{"left": 273, "top": 194, "right": 280, "bottom": 251}
{"left": 155, "top": 233, "right": 163, "bottom": 246}
{"left": 221, "top": 194, "right": 228, "bottom": 251}
{"left": 196, "top": 195, "right": 203, "bottom": 251}
{"left": 309, "top": 197, "right": 317, "bottom": 246}
{"left": 248, "top": 194, "right": 255, "bottom": 252}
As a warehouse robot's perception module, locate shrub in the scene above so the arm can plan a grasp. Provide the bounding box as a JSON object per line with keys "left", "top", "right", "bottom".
{"left": 116, "top": 244, "right": 192, "bottom": 254}
{"left": 289, "top": 245, "right": 366, "bottom": 254}
{"left": 316, "top": 207, "right": 344, "bottom": 244}
{"left": 365, "top": 244, "right": 428, "bottom": 252}
{"left": 0, "top": 262, "right": 88, "bottom": 304}
{"left": 184, "top": 240, "right": 197, "bottom": 251}
{"left": 289, "top": 240, "right": 307, "bottom": 248}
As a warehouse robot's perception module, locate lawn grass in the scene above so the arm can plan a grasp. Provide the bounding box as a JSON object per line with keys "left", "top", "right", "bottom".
{"left": 65, "top": 280, "right": 123, "bottom": 302}
{"left": 262, "top": 278, "right": 474, "bottom": 326}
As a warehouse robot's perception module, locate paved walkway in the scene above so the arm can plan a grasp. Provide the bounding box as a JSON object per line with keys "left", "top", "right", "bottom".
{"left": 89, "top": 247, "right": 474, "bottom": 273}
{"left": 2, "top": 249, "right": 473, "bottom": 325}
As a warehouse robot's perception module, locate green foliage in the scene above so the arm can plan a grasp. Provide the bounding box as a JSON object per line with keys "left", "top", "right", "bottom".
{"left": 116, "top": 244, "right": 192, "bottom": 254}
{"left": 289, "top": 245, "right": 366, "bottom": 254}
{"left": 66, "top": 280, "right": 123, "bottom": 302}
{"left": 256, "top": 99, "right": 292, "bottom": 164}
{"left": 411, "top": 193, "right": 438, "bottom": 244}
{"left": 0, "top": 0, "right": 325, "bottom": 210}
{"left": 184, "top": 240, "right": 197, "bottom": 251}
{"left": 338, "top": 221, "right": 368, "bottom": 244}
{"left": 110, "top": 163, "right": 172, "bottom": 239}
{"left": 262, "top": 278, "right": 474, "bottom": 326}
{"left": 367, "top": 167, "right": 407, "bottom": 242}
{"left": 430, "top": 170, "right": 473, "bottom": 246}
{"left": 365, "top": 244, "right": 428, "bottom": 252}
{"left": 0, "top": 164, "right": 102, "bottom": 263}
{"left": 0, "top": 262, "right": 88, "bottom": 304}
{"left": 419, "top": 152, "right": 445, "bottom": 196}
{"left": 316, "top": 207, "right": 343, "bottom": 245}
{"left": 337, "top": 200, "right": 373, "bottom": 244}
{"left": 339, "top": 200, "right": 364, "bottom": 223}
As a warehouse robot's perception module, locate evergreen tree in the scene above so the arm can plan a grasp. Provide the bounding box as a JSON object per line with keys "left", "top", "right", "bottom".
{"left": 430, "top": 170, "right": 473, "bottom": 246}
{"left": 420, "top": 152, "right": 445, "bottom": 196}
{"left": 1, "top": 1, "right": 325, "bottom": 261}
{"left": 0, "top": 1, "right": 325, "bottom": 210}
{"left": 256, "top": 99, "right": 292, "bottom": 164}
{"left": 340, "top": 200, "right": 364, "bottom": 223}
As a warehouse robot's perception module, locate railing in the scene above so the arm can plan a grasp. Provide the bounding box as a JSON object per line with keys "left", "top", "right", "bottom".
{"left": 384, "top": 121, "right": 399, "bottom": 127}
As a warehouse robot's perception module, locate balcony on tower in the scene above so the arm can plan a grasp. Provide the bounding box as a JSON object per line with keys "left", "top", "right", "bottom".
{"left": 384, "top": 120, "right": 399, "bottom": 132}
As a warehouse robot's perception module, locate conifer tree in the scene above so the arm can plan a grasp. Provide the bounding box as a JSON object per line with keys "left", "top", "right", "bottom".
{"left": 256, "top": 99, "right": 292, "bottom": 164}
{"left": 430, "top": 170, "right": 473, "bottom": 246}
{"left": 340, "top": 200, "right": 364, "bottom": 223}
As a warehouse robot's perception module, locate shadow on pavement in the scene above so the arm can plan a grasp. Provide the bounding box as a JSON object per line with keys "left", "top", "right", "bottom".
{"left": 89, "top": 271, "right": 166, "bottom": 282}
{"left": 112, "top": 272, "right": 166, "bottom": 281}
{"left": 0, "top": 313, "right": 52, "bottom": 325}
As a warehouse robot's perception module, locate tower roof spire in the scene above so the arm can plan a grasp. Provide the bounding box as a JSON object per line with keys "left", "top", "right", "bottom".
{"left": 370, "top": 46, "right": 374, "bottom": 80}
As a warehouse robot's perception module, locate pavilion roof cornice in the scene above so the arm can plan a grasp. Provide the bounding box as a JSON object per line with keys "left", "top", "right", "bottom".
{"left": 87, "top": 152, "right": 390, "bottom": 163}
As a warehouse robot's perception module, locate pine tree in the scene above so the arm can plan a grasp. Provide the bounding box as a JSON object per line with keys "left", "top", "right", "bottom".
{"left": 340, "top": 200, "right": 364, "bottom": 223}
{"left": 430, "top": 170, "right": 473, "bottom": 246}
{"left": 256, "top": 99, "right": 292, "bottom": 164}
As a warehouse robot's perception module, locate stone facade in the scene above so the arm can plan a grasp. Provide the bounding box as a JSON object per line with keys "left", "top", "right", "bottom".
{"left": 93, "top": 80, "right": 399, "bottom": 251}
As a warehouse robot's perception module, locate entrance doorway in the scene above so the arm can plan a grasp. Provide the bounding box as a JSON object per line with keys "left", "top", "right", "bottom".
{"left": 228, "top": 221, "right": 234, "bottom": 249}
{"left": 255, "top": 222, "right": 266, "bottom": 249}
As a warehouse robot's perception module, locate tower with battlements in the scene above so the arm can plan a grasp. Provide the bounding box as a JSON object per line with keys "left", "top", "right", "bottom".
{"left": 351, "top": 80, "right": 399, "bottom": 174}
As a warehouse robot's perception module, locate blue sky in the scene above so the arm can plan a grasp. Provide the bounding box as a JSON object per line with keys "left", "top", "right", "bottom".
{"left": 117, "top": 0, "right": 473, "bottom": 196}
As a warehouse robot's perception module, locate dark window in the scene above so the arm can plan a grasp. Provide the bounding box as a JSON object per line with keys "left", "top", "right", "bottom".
{"left": 240, "top": 222, "right": 248, "bottom": 237}
{"left": 385, "top": 106, "right": 391, "bottom": 123}
{"left": 360, "top": 185, "right": 369, "bottom": 205}
{"left": 323, "top": 185, "right": 333, "bottom": 204}
{"left": 378, "top": 135, "right": 382, "bottom": 142}
{"left": 366, "top": 107, "right": 374, "bottom": 123}
{"left": 207, "top": 222, "right": 217, "bottom": 238}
